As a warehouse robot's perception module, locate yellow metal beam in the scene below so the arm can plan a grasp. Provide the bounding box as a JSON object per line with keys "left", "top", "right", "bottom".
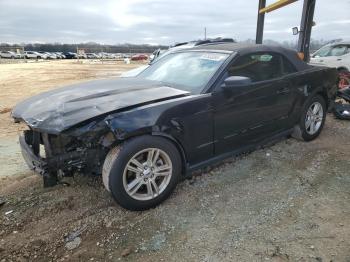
{"left": 259, "top": 0, "right": 298, "bottom": 14}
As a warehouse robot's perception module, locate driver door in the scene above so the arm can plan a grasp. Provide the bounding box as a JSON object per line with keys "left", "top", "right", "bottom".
{"left": 212, "top": 52, "right": 294, "bottom": 155}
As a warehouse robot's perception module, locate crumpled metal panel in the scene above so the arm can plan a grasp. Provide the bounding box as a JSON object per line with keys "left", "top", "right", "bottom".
{"left": 11, "top": 77, "right": 189, "bottom": 134}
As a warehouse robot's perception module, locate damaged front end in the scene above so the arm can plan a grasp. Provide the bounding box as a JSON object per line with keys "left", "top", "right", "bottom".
{"left": 19, "top": 121, "right": 114, "bottom": 187}
{"left": 11, "top": 77, "right": 190, "bottom": 186}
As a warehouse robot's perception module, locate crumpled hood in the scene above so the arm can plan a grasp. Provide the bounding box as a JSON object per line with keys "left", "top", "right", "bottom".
{"left": 12, "top": 77, "right": 189, "bottom": 134}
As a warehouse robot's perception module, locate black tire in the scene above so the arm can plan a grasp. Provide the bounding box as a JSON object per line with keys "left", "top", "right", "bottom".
{"left": 102, "top": 135, "right": 182, "bottom": 211}
{"left": 292, "top": 94, "right": 326, "bottom": 141}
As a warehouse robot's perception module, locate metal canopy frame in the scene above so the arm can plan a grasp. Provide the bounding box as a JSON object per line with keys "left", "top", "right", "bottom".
{"left": 256, "top": 0, "right": 316, "bottom": 62}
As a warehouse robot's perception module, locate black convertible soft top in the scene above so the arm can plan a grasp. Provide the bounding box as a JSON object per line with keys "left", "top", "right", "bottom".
{"left": 190, "top": 43, "right": 310, "bottom": 72}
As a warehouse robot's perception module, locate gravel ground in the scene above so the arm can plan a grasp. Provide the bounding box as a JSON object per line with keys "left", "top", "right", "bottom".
{"left": 0, "top": 61, "right": 349, "bottom": 261}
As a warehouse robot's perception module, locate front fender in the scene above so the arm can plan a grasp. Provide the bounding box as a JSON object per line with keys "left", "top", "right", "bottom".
{"left": 104, "top": 104, "right": 172, "bottom": 141}
{"left": 104, "top": 95, "right": 198, "bottom": 141}
{"left": 104, "top": 104, "right": 190, "bottom": 175}
{"left": 104, "top": 94, "right": 213, "bottom": 169}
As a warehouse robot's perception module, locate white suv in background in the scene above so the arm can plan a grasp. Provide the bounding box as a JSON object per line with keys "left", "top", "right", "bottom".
{"left": 0, "top": 51, "right": 21, "bottom": 59}
{"left": 310, "top": 42, "right": 350, "bottom": 89}
{"left": 24, "top": 51, "right": 43, "bottom": 59}
{"left": 311, "top": 42, "right": 350, "bottom": 72}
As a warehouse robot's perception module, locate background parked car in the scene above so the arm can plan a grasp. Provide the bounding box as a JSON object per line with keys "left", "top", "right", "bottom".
{"left": 97, "top": 52, "right": 110, "bottom": 59}
{"left": 77, "top": 53, "right": 87, "bottom": 59}
{"left": 106, "top": 53, "right": 118, "bottom": 59}
{"left": 45, "top": 52, "right": 57, "bottom": 59}
{"left": 64, "top": 52, "right": 78, "bottom": 59}
{"left": 54, "top": 52, "right": 65, "bottom": 59}
{"left": 311, "top": 42, "right": 350, "bottom": 70}
{"left": 24, "top": 51, "right": 43, "bottom": 59}
{"left": 86, "top": 53, "right": 99, "bottom": 59}
{"left": 0, "top": 51, "right": 21, "bottom": 59}
{"left": 310, "top": 41, "right": 350, "bottom": 88}
{"left": 131, "top": 54, "right": 148, "bottom": 61}
{"left": 36, "top": 52, "right": 48, "bottom": 59}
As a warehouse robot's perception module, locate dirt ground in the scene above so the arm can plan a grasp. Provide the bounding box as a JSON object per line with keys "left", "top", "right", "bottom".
{"left": 0, "top": 60, "right": 349, "bottom": 262}
{"left": 0, "top": 60, "right": 140, "bottom": 138}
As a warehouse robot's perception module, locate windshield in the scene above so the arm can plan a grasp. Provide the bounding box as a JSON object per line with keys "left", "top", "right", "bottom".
{"left": 313, "top": 45, "right": 348, "bottom": 57}
{"left": 138, "top": 51, "right": 229, "bottom": 94}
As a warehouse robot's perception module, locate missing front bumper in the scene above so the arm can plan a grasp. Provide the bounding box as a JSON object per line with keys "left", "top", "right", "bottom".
{"left": 19, "top": 131, "right": 59, "bottom": 187}
{"left": 19, "top": 133, "right": 47, "bottom": 175}
{"left": 19, "top": 129, "right": 106, "bottom": 182}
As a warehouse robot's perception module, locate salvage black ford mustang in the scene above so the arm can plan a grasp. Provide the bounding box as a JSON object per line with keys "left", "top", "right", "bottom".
{"left": 12, "top": 43, "right": 337, "bottom": 210}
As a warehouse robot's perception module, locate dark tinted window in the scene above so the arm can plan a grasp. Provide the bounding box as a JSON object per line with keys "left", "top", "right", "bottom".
{"left": 228, "top": 53, "right": 283, "bottom": 82}
{"left": 282, "top": 56, "right": 297, "bottom": 75}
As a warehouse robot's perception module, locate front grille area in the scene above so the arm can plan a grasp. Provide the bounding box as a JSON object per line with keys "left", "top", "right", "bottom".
{"left": 24, "top": 130, "right": 76, "bottom": 156}
{"left": 22, "top": 129, "right": 106, "bottom": 176}
{"left": 24, "top": 129, "right": 42, "bottom": 158}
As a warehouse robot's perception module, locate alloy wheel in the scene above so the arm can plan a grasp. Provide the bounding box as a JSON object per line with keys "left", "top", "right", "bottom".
{"left": 122, "top": 148, "right": 173, "bottom": 201}
{"left": 305, "top": 102, "right": 323, "bottom": 135}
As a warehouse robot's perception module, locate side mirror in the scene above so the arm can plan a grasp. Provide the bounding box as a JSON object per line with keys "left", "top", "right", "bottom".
{"left": 292, "top": 27, "right": 299, "bottom": 35}
{"left": 222, "top": 76, "right": 252, "bottom": 90}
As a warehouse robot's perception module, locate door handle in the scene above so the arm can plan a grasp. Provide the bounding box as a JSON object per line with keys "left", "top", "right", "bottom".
{"left": 277, "top": 87, "right": 290, "bottom": 95}
{"left": 337, "top": 58, "right": 342, "bottom": 61}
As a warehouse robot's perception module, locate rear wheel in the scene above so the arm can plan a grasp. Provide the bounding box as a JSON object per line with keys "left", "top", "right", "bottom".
{"left": 292, "top": 95, "right": 326, "bottom": 141}
{"left": 102, "top": 135, "right": 182, "bottom": 211}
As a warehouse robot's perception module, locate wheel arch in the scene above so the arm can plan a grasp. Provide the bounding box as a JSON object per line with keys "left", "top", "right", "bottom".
{"left": 315, "top": 90, "right": 329, "bottom": 108}
{"left": 151, "top": 131, "right": 188, "bottom": 175}
{"left": 305, "top": 85, "right": 330, "bottom": 109}
{"left": 104, "top": 127, "right": 188, "bottom": 176}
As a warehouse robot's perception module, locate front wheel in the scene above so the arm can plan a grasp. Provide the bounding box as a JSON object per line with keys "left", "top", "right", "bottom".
{"left": 102, "top": 135, "right": 182, "bottom": 211}
{"left": 292, "top": 95, "right": 326, "bottom": 141}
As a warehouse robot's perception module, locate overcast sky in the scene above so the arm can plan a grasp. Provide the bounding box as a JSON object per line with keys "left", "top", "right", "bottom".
{"left": 0, "top": 0, "right": 349, "bottom": 45}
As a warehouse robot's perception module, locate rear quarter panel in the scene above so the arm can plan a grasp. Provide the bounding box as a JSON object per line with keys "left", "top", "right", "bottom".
{"left": 288, "top": 66, "right": 337, "bottom": 124}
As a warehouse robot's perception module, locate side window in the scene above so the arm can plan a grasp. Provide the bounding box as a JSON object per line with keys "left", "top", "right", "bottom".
{"left": 329, "top": 45, "right": 347, "bottom": 56}
{"left": 346, "top": 46, "right": 350, "bottom": 54}
{"left": 281, "top": 56, "right": 297, "bottom": 75}
{"left": 228, "top": 52, "right": 283, "bottom": 82}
